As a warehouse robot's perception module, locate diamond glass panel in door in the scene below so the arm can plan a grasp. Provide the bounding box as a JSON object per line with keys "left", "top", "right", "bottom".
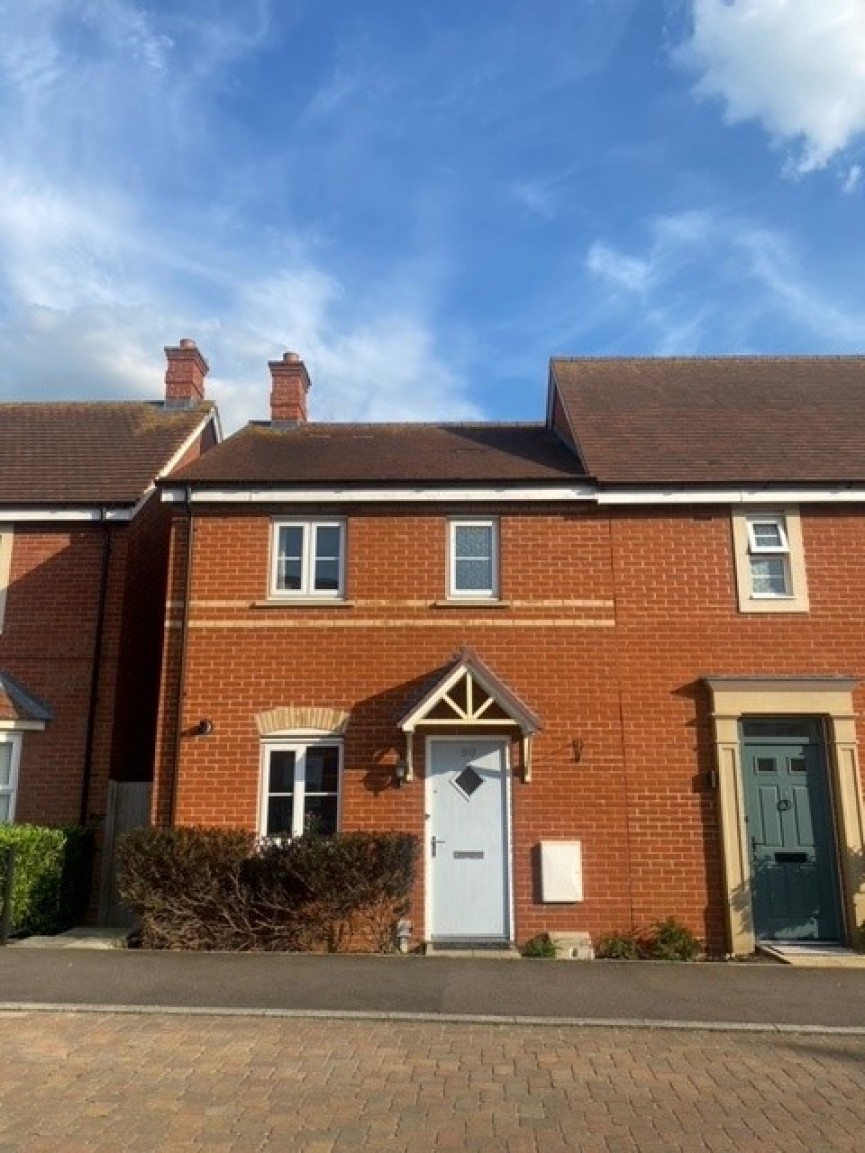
{"left": 454, "top": 525, "right": 493, "bottom": 593}
{"left": 453, "top": 765, "right": 484, "bottom": 798}
{"left": 303, "top": 745, "right": 339, "bottom": 834}
{"left": 313, "top": 526, "right": 341, "bottom": 592}
{"left": 276, "top": 527, "right": 304, "bottom": 591}
{"left": 267, "top": 750, "right": 296, "bottom": 836}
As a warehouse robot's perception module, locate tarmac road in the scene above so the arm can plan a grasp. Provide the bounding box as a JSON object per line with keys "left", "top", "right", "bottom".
{"left": 1, "top": 948, "right": 864, "bottom": 1029}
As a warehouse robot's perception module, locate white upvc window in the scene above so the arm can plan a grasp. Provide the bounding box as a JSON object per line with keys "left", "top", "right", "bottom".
{"left": 260, "top": 739, "right": 342, "bottom": 838}
{"left": 746, "top": 514, "right": 791, "bottom": 598}
{"left": 448, "top": 518, "right": 499, "bottom": 599}
{"left": 270, "top": 520, "right": 345, "bottom": 599}
{"left": 0, "top": 734, "right": 22, "bottom": 823}
{"left": 731, "top": 507, "right": 809, "bottom": 614}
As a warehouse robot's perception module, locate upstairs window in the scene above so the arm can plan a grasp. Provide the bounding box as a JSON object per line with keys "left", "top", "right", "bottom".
{"left": 731, "top": 508, "right": 809, "bottom": 614}
{"left": 271, "top": 520, "right": 345, "bottom": 599}
{"left": 746, "top": 515, "right": 791, "bottom": 597}
{"left": 449, "top": 519, "right": 498, "bottom": 599}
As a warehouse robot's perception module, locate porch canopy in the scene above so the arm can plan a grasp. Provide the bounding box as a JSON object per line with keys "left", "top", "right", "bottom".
{"left": 0, "top": 669, "right": 52, "bottom": 729}
{"left": 397, "top": 646, "right": 542, "bottom": 781}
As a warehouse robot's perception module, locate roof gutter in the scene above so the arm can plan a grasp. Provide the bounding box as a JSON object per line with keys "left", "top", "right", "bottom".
{"left": 160, "top": 483, "right": 596, "bottom": 504}
{"left": 595, "top": 486, "right": 865, "bottom": 505}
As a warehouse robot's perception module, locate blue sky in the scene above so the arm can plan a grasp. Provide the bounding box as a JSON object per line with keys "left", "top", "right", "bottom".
{"left": 1, "top": 0, "right": 864, "bottom": 433}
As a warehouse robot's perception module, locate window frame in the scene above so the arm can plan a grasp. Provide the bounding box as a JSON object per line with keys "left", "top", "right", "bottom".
{"left": 0, "top": 733, "right": 22, "bottom": 823}
{"left": 731, "top": 508, "right": 809, "bottom": 614}
{"left": 745, "top": 513, "right": 792, "bottom": 598}
{"left": 258, "top": 736, "right": 343, "bottom": 839}
{"left": 269, "top": 519, "right": 346, "bottom": 600}
{"left": 448, "top": 517, "right": 499, "bottom": 600}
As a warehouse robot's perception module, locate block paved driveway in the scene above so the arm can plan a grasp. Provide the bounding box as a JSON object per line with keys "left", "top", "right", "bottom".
{"left": 0, "top": 1011, "right": 863, "bottom": 1152}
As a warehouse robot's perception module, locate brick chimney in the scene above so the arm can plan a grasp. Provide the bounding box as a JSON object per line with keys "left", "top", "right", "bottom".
{"left": 269, "top": 352, "right": 311, "bottom": 424}
{"left": 164, "top": 338, "right": 208, "bottom": 406}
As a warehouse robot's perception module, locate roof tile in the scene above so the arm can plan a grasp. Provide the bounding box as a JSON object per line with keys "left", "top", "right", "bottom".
{"left": 0, "top": 402, "right": 214, "bottom": 505}
{"left": 551, "top": 357, "right": 865, "bottom": 485}
{"left": 170, "top": 422, "right": 585, "bottom": 486}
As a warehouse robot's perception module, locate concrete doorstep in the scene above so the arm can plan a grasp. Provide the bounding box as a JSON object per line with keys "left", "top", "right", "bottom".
{"left": 9, "top": 926, "right": 131, "bottom": 950}
{"left": 757, "top": 941, "right": 865, "bottom": 968}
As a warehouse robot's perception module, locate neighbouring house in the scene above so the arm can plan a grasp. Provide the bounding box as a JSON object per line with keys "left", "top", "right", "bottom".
{"left": 0, "top": 339, "right": 218, "bottom": 919}
{"left": 153, "top": 351, "right": 865, "bottom": 956}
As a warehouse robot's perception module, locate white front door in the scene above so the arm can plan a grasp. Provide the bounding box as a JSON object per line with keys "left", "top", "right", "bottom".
{"left": 426, "top": 738, "right": 511, "bottom": 942}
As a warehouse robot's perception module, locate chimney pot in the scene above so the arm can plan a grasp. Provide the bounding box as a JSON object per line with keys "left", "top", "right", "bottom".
{"left": 164, "top": 339, "right": 208, "bottom": 406}
{"left": 269, "top": 352, "right": 311, "bottom": 424}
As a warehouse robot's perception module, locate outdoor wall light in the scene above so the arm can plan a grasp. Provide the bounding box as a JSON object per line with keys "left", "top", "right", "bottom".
{"left": 393, "top": 759, "right": 409, "bottom": 787}
{"left": 195, "top": 718, "right": 214, "bottom": 736}
{"left": 571, "top": 738, "right": 584, "bottom": 763}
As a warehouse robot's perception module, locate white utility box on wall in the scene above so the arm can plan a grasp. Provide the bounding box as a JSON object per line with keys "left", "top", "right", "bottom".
{"left": 540, "top": 840, "right": 583, "bottom": 902}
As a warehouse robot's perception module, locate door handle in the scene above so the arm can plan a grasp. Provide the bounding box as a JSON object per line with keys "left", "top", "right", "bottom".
{"left": 431, "top": 836, "right": 445, "bottom": 858}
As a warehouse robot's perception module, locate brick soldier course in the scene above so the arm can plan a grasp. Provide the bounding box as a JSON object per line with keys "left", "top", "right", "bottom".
{"left": 0, "top": 1011, "right": 862, "bottom": 1152}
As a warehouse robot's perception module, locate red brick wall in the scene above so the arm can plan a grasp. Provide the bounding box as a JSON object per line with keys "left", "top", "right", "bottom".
{"left": 1, "top": 525, "right": 124, "bottom": 825}
{"left": 155, "top": 503, "right": 626, "bottom": 946}
{"left": 154, "top": 500, "right": 865, "bottom": 953}
{"left": 609, "top": 505, "right": 865, "bottom": 951}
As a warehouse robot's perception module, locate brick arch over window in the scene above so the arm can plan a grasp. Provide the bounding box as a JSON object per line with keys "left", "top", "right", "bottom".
{"left": 255, "top": 706, "right": 350, "bottom": 737}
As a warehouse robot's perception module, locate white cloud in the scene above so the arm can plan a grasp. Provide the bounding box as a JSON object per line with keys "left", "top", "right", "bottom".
{"left": 842, "top": 164, "right": 862, "bottom": 194}
{"left": 585, "top": 208, "right": 865, "bottom": 352}
{"left": 0, "top": 2, "right": 477, "bottom": 432}
{"left": 585, "top": 243, "right": 652, "bottom": 294}
{"left": 678, "top": 0, "right": 865, "bottom": 175}
{"left": 0, "top": 169, "right": 135, "bottom": 309}
{"left": 509, "top": 178, "right": 560, "bottom": 221}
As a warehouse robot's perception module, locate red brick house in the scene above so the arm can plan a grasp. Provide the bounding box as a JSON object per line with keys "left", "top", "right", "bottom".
{"left": 154, "top": 352, "right": 865, "bottom": 956}
{"left": 0, "top": 340, "right": 218, "bottom": 915}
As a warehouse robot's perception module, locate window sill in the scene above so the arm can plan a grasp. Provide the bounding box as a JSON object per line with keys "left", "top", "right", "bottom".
{"left": 431, "top": 599, "right": 511, "bottom": 609}
{"left": 740, "top": 600, "right": 809, "bottom": 615}
{"left": 253, "top": 599, "right": 355, "bottom": 608}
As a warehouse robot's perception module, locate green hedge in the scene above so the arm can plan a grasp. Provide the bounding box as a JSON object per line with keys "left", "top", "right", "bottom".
{"left": 117, "top": 827, "right": 419, "bottom": 952}
{"left": 0, "top": 825, "right": 94, "bottom": 937}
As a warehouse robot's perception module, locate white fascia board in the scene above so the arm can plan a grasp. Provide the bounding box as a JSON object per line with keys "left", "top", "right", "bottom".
{"left": 0, "top": 507, "right": 132, "bottom": 522}
{"left": 123, "top": 412, "right": 221, "bottom": 523}
{"left": 597, "top": 487, "right": 865, "bottom": 506}
{"left": 158, "top": 411, "right": 222, "bottom": 482}
{"left": 161, "top": 484, "right": 596, "bottom": 505}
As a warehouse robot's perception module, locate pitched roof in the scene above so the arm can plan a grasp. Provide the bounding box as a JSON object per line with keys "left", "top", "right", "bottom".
{"left": 551, "top": 356, "right": 865, "bottom": 486}
{"left": 0, "top": 402, "right": 214, "bottom": 506}
{"left": 169, "top": 422, "right": 585, "bottom": 487}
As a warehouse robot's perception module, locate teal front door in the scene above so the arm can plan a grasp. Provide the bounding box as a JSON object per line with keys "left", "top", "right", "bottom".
{"left": 741, "top": 719, "right": 842, "bottom": 942}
